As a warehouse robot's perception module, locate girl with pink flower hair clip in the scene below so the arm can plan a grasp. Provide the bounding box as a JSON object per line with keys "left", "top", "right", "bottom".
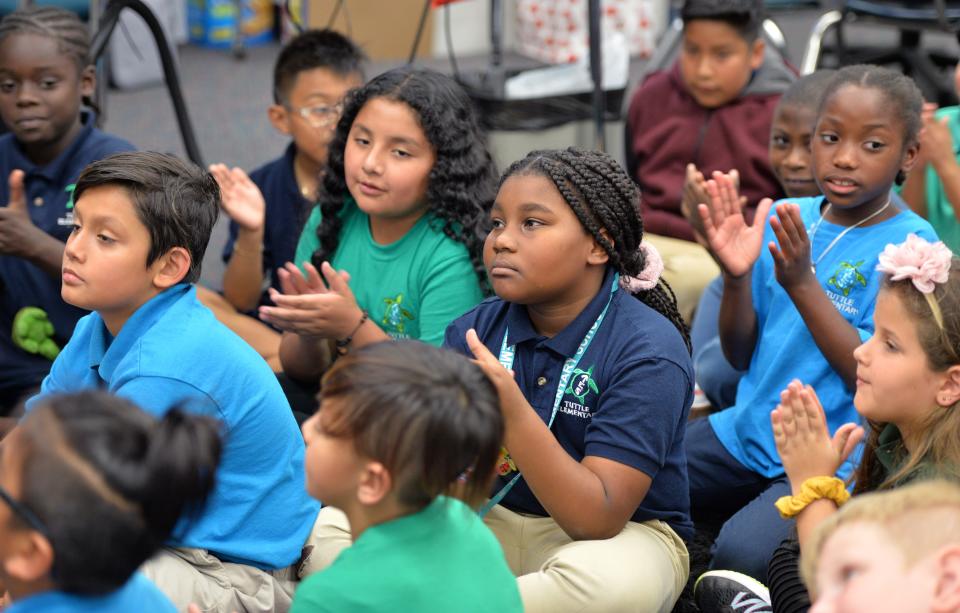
{"left": 763, "top": 233, "right": 960, "bottom": 611}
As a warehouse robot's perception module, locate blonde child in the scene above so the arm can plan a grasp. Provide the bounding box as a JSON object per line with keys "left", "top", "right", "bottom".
{"left": 804, "top": 481, "right": 960, "bottom": 613}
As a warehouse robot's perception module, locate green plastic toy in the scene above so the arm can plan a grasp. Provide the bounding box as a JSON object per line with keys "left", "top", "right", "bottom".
{"left": 12, "top": 306, "right": 60, "bottom": 361}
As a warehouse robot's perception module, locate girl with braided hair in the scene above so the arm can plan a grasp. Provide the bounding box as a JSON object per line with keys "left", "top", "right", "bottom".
{"left": 445, "top": 147, "right": 693, "bottom": 612}
{"left": 262, "top": 67, "right": 495, "bottom": 398}
{"left": 0, "top": 7, "right": 133, "bottom": 415}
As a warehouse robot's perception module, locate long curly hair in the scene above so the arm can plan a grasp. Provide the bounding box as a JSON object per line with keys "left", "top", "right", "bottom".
{"left": 312, "top": 67, "right": 496, "bottom": 289}
{"left": 500, "top": 148, "right": 691, "bottom": 353}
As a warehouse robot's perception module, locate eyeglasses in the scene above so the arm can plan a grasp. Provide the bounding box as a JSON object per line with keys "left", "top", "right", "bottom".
{"left": 0, "top": 484, "right": 48, "bottom": 537}
{"left": 288, "top": 102, "right": 343, "bottom": 129}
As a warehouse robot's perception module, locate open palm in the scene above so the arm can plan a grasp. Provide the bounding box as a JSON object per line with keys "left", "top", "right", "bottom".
{"left": 697, "top": 173, "right": 773, "bottom": 278}
{"left": 209, "top": 164, "right": 265, "bottom": 232}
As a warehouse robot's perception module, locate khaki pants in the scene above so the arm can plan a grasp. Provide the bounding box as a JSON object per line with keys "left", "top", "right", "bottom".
{"left": 644, "top": 234, "right": 719, "bottom": 324}
{"left": 304, "top": 504, "right": 689, "bottom": 613}
{"left": 485, "top": 505, "right": 689, "bottom": 613}
{"left": 141, "top": 512, "right": 331, "bottom": 613}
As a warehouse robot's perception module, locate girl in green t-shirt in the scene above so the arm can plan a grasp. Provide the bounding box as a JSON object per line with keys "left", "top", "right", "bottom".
{"left": 260, "top": 67, "right": 495, "bottom": 388}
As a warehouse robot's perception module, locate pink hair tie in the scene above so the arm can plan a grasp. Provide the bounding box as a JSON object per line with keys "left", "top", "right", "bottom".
{"left": 620, "top": 242, "right": 664, "bottom": 293}
{"left": 876, "top": 233, "right": 953, "bottom": 329}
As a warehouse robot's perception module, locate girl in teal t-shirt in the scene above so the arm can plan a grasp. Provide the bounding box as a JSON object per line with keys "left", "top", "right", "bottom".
{"left": 293, "top": 341, "right": 522, "bottom": 613}
{"left": 260, "top": 67, "right": 495, "bottom": 385}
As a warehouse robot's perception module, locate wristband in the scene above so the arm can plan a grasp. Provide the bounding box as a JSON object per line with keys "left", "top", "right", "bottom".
{"left": 335, "top": 310, "right": 369, "bottom": 355}
{"left": 775, "top": 476, "right": 851, "bottom": 519}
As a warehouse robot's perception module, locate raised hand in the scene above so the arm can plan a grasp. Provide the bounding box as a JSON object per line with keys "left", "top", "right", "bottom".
{"left": 0, "top": 170, "right": 42, "bottom": 258}
{"left": 260, "top": 261, "right": 361, "bottom": 339}
{"left": 771, "top": 380, "right": 864, "bottom": 491}
{"left": 698, "top": 172, "right": 773, "bottom": 278}
{"left": 209, "top": 164, "right": 266, "bottom": 232}
{"left": 769, "top": 202, "right": 816, "bottom": 290}
{"left": 920, "top": 105, "right": 957, "bottom": 173}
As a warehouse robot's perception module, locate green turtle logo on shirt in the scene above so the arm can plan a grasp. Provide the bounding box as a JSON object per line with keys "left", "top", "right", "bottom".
{"left": 565, "top": 365, "right": 598, "bottom": 404}
{"left": 827, "top": 260, "right": 867, "bottom": 297}
{"left": 64, "top": 183, "right": 76, "bottom": 210}
{"left": 381, "top": 293, "right": 414, "bottom": 335}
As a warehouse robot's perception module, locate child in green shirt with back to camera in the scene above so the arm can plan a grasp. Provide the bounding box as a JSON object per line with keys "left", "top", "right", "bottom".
{"left": 292, "top": 340, "right": 522, "bottom": 613}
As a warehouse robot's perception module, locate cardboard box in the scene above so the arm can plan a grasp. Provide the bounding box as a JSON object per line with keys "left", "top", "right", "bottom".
{"left": 306, "top": 0, "right": 434, "bottom": 61}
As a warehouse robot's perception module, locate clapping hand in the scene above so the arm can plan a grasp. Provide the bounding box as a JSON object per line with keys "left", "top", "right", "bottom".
{"left": 771, "top": 380, "right": 864, "bottom": 491}
{"left": 698, "top": 172, "right": 773, "bottom": 278}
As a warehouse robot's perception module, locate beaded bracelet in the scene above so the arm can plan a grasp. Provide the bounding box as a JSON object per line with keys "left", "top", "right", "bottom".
{"left": 335, "top": 310, "right": 369, "bottom": 356}
{"left": 775, "top": 476, "right": 851, "bottom": 519}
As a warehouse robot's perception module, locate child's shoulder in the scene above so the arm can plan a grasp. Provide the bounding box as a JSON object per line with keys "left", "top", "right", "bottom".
{"left": 607, "top": 291, "right": 692, "bottom": 368}
{"left": 248, "top": 145, "right": 295, "bottom": 187}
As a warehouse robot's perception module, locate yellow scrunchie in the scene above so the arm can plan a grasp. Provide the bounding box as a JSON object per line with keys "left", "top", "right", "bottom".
{"left": 775, "top": 476, "right": 851, "bottom": 519}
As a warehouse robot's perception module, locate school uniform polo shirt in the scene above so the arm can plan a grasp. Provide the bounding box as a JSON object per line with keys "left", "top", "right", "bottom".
{"left": 0, "top": 111, "right": 133, "bottom": 396}
{"left": 222, "top": 143, "right": 313, "bottom": 307}
{"left": 444, "top": 268, "right": 695, "bottom": 540}
{"left": 28, "top": 284, "right": 320, "bottom": 570}
{"left": 5, "top": 573, "right": 175, "bottom": 613}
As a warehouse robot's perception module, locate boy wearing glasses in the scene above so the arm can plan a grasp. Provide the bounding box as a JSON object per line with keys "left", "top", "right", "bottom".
{"left": 199, "top": 30, "right": 365, "bottom": 371}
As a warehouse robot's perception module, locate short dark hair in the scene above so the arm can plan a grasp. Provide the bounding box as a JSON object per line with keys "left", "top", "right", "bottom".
{"left": 319, "top": 341, "right": 503, "bottom": 510}
{"left": 73, "top": 152, "right": 220, "bottom": 284}
{"left": 779, "top": 69, "right": 836, "bottom": 114}
{"left": 18, "top": 392, "right": 221, "bottom": 595}
{"left": 273, "top": 29, "right": 366, "bottom": 104}
{"left": 681, "top": 0, "right": 764, "bottom": 42}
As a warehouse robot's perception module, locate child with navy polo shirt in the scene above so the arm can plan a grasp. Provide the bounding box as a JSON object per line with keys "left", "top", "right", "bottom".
{"left": 0, "top": 7, "right": 134, "bottom": 414}
{"left": 447, "top": 148, "right": 694, "bottom": 613}
{"left": 25, "top": 152, "right": 320, "bottom": 612}
{"left": 199, "top": 29, "right": 365, "bottom": 371}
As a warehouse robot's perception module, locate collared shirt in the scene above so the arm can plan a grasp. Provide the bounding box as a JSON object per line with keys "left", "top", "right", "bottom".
{"left": 5, "top": 573, "right": 174, "bottom": 613}
{"left": 28, "top": 284, "right": 320, "bottom": 570}
{"left": 444, "top": 268, "right": 694, "bottom": 539}
{"left": 0, "top": 111, "right": 134, "bottom": 394}
{"left": 222, "top": 143, "right": 314, "bottom": 310}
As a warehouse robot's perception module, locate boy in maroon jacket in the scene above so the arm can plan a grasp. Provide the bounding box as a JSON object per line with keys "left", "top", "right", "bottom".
{"left": 625, "top": 0, "right": 794, "bottom": 320}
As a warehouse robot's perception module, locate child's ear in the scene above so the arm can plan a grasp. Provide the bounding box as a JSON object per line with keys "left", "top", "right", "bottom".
{"left": 4, "top": 532, "right": 53, "bottom": 583}
{"left": 356, "top": 461, "right": 392, "bottom": 506}
{"left": 936, "top": 365, "right": 960, "bottom": 408}
{"left": 268, "top": 104, "right": 292, "bottom": 136}
{"left": 932, "top": 545, "right": 960, "bottom": 612}
{"left": 749, "top": 37, "right": 765, "bottom": 71}
{"left": 79, "top": 65, "right": 96, "bottom": 101}
{"left": 900, "top": 139, "right": 921, "bottom": 177}
{"left": 588, "top": 230, "right": 611, "bottom": 266}
{"left": 151, "top": 247, "right": 192, "bottom": 289}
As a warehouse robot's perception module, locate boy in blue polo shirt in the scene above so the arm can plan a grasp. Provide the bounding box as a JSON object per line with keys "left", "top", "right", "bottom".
{"left": 0, "top": 7, "right": 134, "bottom": 413}
{"left": 200, "top": 29, "right": 365, "bottom": 370}
{"left": 26, "top": 151, "right": 320, "bottom": 612}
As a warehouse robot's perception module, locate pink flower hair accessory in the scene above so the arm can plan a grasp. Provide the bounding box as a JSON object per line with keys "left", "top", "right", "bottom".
{"left": 876, "top": 233, "right": 953, "bottom": 294}
{"left": 620, "top": 241, "right": 664, "bottom": 293}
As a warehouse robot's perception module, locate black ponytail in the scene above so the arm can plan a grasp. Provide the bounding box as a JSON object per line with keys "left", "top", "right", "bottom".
{"left": 18, "top": 392, "right": 222, "bottom": 595}
{"left": 499, "top": 147, "right": 692, "bottom": 353}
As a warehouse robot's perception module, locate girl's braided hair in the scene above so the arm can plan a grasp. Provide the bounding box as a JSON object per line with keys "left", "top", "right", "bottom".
{"left": 313, "top": 67, "right": 497, "bottom": 289}
{"left": 0, "top": 7, "right": 95, "bottom": 110}
{"left": 501, "top": 147, "right": 691, "bottom": 353}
